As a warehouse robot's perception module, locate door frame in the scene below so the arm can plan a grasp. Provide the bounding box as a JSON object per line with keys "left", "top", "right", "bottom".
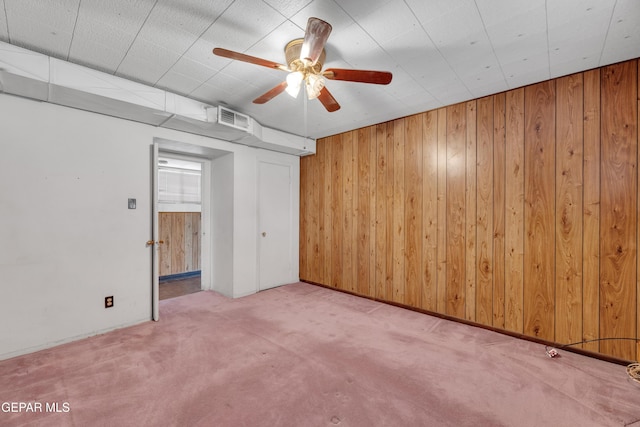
{"left": 152, "top": 145, "right": 212, "bottom": 319}
{"left": 152, "top": 142, "right": 159, "bottom": 320}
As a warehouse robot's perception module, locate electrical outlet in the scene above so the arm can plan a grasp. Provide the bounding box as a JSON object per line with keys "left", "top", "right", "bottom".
{"left": 105, "top": 296, "right": 114, "bottom": 308}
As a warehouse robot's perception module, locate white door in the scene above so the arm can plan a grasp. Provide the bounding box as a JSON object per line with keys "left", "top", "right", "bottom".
{"left": 258, "top": 161, "right": 292, "bottom": 290}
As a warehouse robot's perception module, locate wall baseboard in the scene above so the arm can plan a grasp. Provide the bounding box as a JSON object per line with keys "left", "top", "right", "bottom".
{"left": 301, "top": 279, "right": 634, "bottom": 367}
{"left": 0, "top": 317, "right": 150, "bottom": 362}
{"left": 159, "top": 270, "right": 201, "bottom": 282}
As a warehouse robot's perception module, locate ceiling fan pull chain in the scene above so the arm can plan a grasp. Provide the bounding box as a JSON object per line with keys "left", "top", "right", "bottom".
{"left": 304, "top": 89, "right": 308, "bottom": 138}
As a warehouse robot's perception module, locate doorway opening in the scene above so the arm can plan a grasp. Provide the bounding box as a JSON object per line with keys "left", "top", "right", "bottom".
{"left": 152, "top": 138, "right": 233, "bottom": 320}
{"left": 157, "top": 155, "right": 203, "bottom": 300}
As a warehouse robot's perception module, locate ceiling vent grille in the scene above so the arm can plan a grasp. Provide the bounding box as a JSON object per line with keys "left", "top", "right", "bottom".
{"left": 217, "top": 106, "right": 252, "bottom": 132}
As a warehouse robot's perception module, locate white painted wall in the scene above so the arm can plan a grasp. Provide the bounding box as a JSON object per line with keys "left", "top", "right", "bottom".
{"left": 0, "top": 93, "right": 300, "bottom": 360}
{"left": 211, "top": 153, "right": 234, "bottom": 297}
{"left": 232, "top": 151, "right": 258, "bottom": 298}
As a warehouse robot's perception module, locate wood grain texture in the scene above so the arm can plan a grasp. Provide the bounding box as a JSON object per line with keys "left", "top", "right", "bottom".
{"left": 393, "top": 119, "right": 406, "bottom": 303}
{"left": 158, "top": 212, "right": 201, "bottom": 276}
{"left": 350, "top": 131, "right": 359, "bottom": 294}
{"left": 159, "top": 213, "right": 172, "bottom": 275}
{"left": 404, "top": 114, "right": 423, "bottom": 308}
{"left": 171, "top": 213, "right": 185, "bottom": 275}
{"left": 343, "top": 131, "right": 355, "bottom": 292}
{"left": 524, "top": 81, "right": 556, "bottom": 341}
{"left": 185, "top": 209, "right": 194, "bottom": 272}
{"left": 298, "top": 58, "right": 640, "bottom": 361}
{"left": 505, "top": 88, "right": 525, "bottom": 333}
{"left": 319, "top": 137, "right": 331, "bottom": 285}
{"left": 446, "top": 103, "right": 466, "bottom": 318}
{"left": 555, "top": 74, "right": 584, "bottom": 345}
{"left": 493, "top": 93, "right": 506, "bottom": 329}
{"left": 422, "top": 111, "right": 439, "bottom": 311}
{"left": 465, "top": 101, "right": 478, "bottom": 322}
{"left": 476, "top": 96, "right": 494, "bottom": 326}
{"left": 300, "top": 153, "right": 318, "bottom": 282}
{"left": 356, "top": 127, "right": 372, "bottom": 296}
{"left": 190, "top": 213, "right": 200, "bottom": 271}
{"left": 308, "top": 150, "right": 320, "bottom": 281}
{"left": 385, "top": 123, "right": 395, "bottom": 300}
{"left": 331, "top": 135, "right": 344, "bottom": 290}
{"left": 582, "top": 69, "right": 601, "bottom": 353}
{"left": 299, "top": 155, "right": 310, "bottom": 280}
{"left": 368, "top": 127, "right": 377, "bottom": 298}
{"left": 375, "top": 123, "right": 389, "bottom": 300}
{"left": 436, "top": 109, "right": 448, "bottom": 313}
{"left": 600, "top": 61, "right": 637, "bottom": 360}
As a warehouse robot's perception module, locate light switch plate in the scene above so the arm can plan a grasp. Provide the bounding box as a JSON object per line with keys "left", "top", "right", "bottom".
{"left": 128, "top": 198, "right": 136, "bottom": 209}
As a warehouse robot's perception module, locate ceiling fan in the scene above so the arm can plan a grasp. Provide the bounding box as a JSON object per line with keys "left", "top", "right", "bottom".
{"left": 212, "top": 17, "right": 392, "bottom": 112}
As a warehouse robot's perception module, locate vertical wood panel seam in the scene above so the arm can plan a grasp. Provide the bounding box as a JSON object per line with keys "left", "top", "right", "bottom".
{"left": 553, "top": 79, "right": 557, "bottom": 343}
{"left": 299, "top": 59, "right": 640, "bottom": 361}
{"left": 581, "top": 72, "right": 586, "bottom": 347}
{"left": 552, "top": 81, "right": 557, "bottom": 341}
{"left": 637, "top": 58, "right": 640, "bottom": 359}
{"left": 524, "top": 89, "right": 528, "bottom": 333}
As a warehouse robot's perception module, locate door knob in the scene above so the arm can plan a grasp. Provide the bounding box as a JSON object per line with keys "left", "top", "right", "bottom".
{"left": 262, "top": 232, "right": 267, "bottom": 237}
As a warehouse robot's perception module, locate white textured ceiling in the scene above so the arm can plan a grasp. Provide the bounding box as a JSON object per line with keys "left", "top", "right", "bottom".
{"left": 1, "top": 0, "right": 639, "bottom": 139}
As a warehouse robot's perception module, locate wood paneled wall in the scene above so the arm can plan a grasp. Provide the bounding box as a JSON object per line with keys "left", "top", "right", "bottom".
{"left": 300, "top": 59, "right": 639, "bottom": 361}
{"left": 159, "top": 212, "right": 201, "bottom": 276}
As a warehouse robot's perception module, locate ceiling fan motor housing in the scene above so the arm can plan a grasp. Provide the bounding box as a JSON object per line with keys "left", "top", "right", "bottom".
{"left": 285, "top": 38, "right": 325, "bottom": 73}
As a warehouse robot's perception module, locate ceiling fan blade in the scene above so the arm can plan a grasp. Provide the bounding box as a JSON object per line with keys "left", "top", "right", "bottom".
{"left": 300, "top": 17, "right": 332, "bottom": 65}
{"left": 253, "top": 81, "right": 288, "bottom": 104}
{"left": 317, "top": 87, "right": 340, "bottom": 112}
{"left": 323, "top": 68, "right": 392, "bottom": 85}
{"left": 213, "top": 48, "right": 289, "bottom": 71}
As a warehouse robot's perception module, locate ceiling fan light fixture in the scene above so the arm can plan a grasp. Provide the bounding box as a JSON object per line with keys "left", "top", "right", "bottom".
{"left": 285, "top": 71, "right": 304, "bottom": 98}
{"left": 305, "top": 73, "right": 325, "bottom": 100}
{"left": 213, "top": 17, "right": 391, "bottom": 112}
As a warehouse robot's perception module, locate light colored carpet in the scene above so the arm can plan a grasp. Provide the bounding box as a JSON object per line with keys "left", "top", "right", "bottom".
{"left": 1, "top": 282, "right": 639, "bottom": 426}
